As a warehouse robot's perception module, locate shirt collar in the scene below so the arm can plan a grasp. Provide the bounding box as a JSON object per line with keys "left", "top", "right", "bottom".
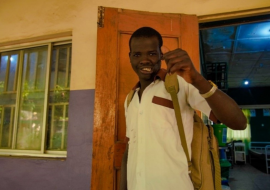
{"left": 132, "top": 68, "right": 167, "bottom": 90}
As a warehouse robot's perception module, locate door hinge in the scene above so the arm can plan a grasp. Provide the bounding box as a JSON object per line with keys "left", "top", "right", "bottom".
{"left": 97, "top": 6, "right": 105, "bottom": 28}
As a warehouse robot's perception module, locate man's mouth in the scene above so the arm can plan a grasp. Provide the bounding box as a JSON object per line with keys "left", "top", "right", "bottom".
{"left": 140, "top": 67, "right": 152, "bottom": 74}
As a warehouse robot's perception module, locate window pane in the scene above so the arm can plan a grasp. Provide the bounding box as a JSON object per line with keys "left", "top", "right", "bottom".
{"left": 57, "top": 48, "right": 68, "bottom": 87}
{"left": 50, "top": 46, "right": 71, "bottom": 89}
{"left": 28, "top": 52, "right": 37, "bottom": 87}
{"left": 0, "top": 55, "right": 8, "bottom": 93}
{"left": 0, "top": 107, "right": 14, "bottom": 148}
{"left": 36, "top": 50, "right": 47, "bottom": 89}
{"left": 49, "top": 49, "right": 57, "bottom": 90}
{"left": 0, "top": 52, "right": 19, "bottom": 149}
{"left": 47, "top": 44, "right": 71, "bottom": 151}
{"left": 7, "top": 54, "right": 18, "bottom": 92}
{"left": 47, "top": 104, "right": 68, "bottom": 150}
{"left": 0, "top": 53, "right": 19, "bottom": 106}
{"left": 16, "top": 46, "right": 47, "bottom": 150}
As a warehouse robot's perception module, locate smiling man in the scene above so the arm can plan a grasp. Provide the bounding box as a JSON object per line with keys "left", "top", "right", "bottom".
{"left": 120, "top": 27, "right": 246, "bottom": 190}
{"left": 128, "top": 34, "right": 162, "bottom": 99}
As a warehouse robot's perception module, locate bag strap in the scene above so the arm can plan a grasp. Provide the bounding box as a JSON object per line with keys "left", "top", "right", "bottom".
{"left": 165, "top": 73, "right": 221, "bottom": 189}
{"left": 208, "top": 126, "right": 222, "bottom": 190}
{"left": 165, "top": 73, "right": 192, "bottom": 173}
{"left": 127, "top": 89, "right": 136, "bottom": 108}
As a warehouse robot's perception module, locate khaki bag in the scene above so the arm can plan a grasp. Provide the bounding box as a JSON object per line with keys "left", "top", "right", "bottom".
{"left": 127, "top": 73, "right": 222, "bottom": 190}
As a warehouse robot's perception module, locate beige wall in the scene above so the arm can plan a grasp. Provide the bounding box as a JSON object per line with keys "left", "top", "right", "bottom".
{"left": 0, "top": 0, "right": 269, "bottom": 90}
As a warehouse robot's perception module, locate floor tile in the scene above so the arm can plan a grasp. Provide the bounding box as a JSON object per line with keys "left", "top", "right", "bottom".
{"left": 228, "top": 162, "right": 270, "bottom": 190}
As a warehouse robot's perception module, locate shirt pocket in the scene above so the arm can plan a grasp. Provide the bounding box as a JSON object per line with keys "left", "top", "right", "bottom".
{"left": 152, "top": 96, "right": 174, "bottom": 109}
{"left": 150, "top": 96, "right": 176, "bottom": 128}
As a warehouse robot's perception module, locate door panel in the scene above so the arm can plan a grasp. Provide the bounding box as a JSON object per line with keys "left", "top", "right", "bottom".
{"left": 92, "top": 7, "right": 199, "bottom": 190}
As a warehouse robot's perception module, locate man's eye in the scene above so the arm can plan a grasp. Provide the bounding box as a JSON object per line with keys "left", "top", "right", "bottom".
{"left": 149, "top": 52, "right": 157, "bottom": 56}
{"left": 133, "top": 54, "right": 140, "bottom": 57}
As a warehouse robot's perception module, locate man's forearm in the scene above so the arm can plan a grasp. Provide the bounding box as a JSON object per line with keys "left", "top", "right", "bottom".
{"left": 205, "top": 89, "right": 247, "bottom": 130}
{"left": 192, "top": 75, "right": 247, "bottom": 130}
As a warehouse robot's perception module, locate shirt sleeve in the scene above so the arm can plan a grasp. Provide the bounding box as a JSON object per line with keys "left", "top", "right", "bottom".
{"left": 187, "top": 84, "right": 211, "bottom": 117}
{"left": 177, "top": 75, "right": 212, "bottom": 117}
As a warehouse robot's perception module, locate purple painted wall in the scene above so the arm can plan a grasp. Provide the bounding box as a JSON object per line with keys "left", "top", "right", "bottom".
{"left": 0, "top": 89, "right": 95, "bottom": 190}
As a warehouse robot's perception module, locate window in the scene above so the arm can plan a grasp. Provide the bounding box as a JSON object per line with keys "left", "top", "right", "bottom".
{"left": 0, "top": 39, "right": 71, "bottom": 157}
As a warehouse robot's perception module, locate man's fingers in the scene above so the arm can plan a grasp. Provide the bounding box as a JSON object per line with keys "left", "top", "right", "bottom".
{"left": 161, "top": 47, "right": 190, "bottom": 74}
{"left": 167, "top": 55, "right": 191, "bottom": 74}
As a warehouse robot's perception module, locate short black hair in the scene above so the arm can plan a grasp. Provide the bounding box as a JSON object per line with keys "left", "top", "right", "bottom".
{"left": 129, "top": 27, "right": 163, "bottom": 51}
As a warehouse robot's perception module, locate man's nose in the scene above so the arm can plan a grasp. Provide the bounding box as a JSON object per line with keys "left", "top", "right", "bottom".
{"left": 139, "top": 55, "right": 151, "bottom": 64}
{"left": 140, "top": 60, "right": 150, "bottom": 64}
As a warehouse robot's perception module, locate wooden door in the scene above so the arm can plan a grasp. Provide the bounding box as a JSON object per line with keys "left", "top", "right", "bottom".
{"left": 91, "top": 7, "right": 199, "bottom": 190}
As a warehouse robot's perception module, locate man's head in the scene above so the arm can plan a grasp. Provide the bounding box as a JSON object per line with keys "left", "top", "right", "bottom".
{"left": 129, "top": 27, "right": 163, "bottom": 86}
{"left": 129, "top": 27, "right": 163, "bottom": 52}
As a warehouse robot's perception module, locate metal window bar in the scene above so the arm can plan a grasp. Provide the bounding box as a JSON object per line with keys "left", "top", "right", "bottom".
{"left": 40, "top": 43, "right": 52, "bottom": 153}
{"left": 24, "top": 52, "right": 30, "bottom": 89}
{"left": 12, "top": 50, "right": 24, "bottom": 149}
{"left": 8, "top": 107, "right": 14, "bottom": 148}
{"left": 65, "top": 47, "right": 71, "bottom": 88}
{"left": 33, "top": 51, "right": 39, "bottom": 90}
{"left": 61, "top": 104, "right": 67, "bottom": 149}
{"left": 53, "top": 49, "right": 59, "bottom": 90}
{"left": 68, "top": 47, "right": 72, "bottom": 88}
{"left": 3, "top": 55, "right": 11, "bottom": 92}
{"left": 13, "top": 54, "right": 19, "bottom": 92}
{"left": 64, "top": 105, "right": 68, "bottom": 149}
{"left": 49, "top": 104, "right": 55, "bottom": 149}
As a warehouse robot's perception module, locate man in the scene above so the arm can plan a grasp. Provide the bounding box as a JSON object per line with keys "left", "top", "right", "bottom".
{"left": 120, "top": 27, "right": 246, "bottom": 190}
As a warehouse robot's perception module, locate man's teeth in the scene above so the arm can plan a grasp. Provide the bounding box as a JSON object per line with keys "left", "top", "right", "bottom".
{"left": 142, "top": 68, "right": 151, "bottom": 71}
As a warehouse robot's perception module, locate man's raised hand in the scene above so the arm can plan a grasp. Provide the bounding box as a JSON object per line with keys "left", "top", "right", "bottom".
{"left": 161, "top": 46, "right": 201, "bottom": 84}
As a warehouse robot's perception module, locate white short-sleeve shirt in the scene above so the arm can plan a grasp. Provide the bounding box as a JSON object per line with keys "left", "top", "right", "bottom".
{"left": 124, "top": 70, "right": 212, "bottom": 190}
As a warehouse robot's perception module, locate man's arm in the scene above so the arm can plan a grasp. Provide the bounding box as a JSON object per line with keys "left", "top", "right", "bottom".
{"left": 191, "top": 74, "right": 247, "bottom": 130}
{"left": 162, "top": 48, "right": 247, "bottom": 130}
{"left": 120, "top": 143, "right": 128, "bottom": 190}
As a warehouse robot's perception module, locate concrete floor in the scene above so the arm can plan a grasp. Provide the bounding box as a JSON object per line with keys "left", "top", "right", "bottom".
{"left": 228, "top": 162, "right": 270, "bottom": 190}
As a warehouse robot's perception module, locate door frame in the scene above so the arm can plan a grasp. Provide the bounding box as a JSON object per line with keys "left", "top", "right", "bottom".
{"left": 198, "top": 6, "right": 270, "bottom": 23}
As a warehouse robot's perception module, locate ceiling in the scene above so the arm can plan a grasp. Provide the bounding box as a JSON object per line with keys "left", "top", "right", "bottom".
{"left": 200, "top": 18, "right": 270, "bottom": 90}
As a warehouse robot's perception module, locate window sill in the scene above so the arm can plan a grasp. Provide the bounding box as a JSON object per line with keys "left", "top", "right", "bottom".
{"left": 0, "top": 150, "right": 67, "bottom": 159}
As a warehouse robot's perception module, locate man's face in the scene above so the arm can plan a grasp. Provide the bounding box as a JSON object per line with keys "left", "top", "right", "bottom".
{"left": 129, "top": 36, "right": 162, "bottom": 83}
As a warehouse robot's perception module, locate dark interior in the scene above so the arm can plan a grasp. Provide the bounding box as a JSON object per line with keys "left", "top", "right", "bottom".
{"left": 199, "top": 14, "right": 270, "bottom": 105}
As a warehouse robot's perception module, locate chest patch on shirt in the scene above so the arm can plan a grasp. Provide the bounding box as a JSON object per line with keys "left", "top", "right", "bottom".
{"left": 152, "top": 96, "right": 174, "bottom": 109}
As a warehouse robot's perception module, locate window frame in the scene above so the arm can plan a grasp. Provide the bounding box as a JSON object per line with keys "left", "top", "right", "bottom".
{"left": 0, "top": 37, "right": 72, "bottom": 158}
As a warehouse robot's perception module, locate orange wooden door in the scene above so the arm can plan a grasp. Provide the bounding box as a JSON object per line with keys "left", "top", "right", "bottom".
{"left": 91, "top": 7, "right": 199, "bottom": 190}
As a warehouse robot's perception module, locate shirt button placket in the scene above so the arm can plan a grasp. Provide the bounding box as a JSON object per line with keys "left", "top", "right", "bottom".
{"left": 137, "top": 105, "right": 145, "bottom": 189}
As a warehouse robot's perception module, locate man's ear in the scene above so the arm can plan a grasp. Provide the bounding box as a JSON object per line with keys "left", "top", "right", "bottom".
{"left": 160, "top": 53, "right": 163, "bottom": 59}
{"left": 129, "top": 52, "right": 131, "bottom": 57}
